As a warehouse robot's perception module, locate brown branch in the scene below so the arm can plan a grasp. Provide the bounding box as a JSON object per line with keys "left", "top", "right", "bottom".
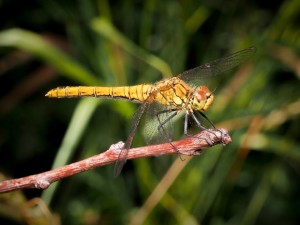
{"left": 0, "top": 128, "right": 231, "bottom": 194}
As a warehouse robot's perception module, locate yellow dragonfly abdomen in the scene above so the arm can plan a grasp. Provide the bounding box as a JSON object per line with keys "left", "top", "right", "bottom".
{"left": 45, "top": 84, "right": 154, "bottom": 103}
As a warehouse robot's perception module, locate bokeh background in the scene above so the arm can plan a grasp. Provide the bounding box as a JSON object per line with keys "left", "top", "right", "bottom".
{"left": 0, "top": 0, "right": 299, "bottom": 225}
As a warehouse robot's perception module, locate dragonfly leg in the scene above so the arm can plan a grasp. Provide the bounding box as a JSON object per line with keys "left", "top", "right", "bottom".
{"left": 188, "top": 112, "right": 215, "bottom": 146}
{"left": 155, "top": 109, "right": 178, "bottom": 142}
{"left": 156, "top": 110, "right": 177, "bottom": 134}
{"left": 193, "top": 111, "right": 226, "bottom": 144}
{"left": 190, "top": 111, "right": 207, "bottom": 130}
{"left": 184, "top": 113, "right": 189, "bottom": 135}
{"left": 184, "top": 113, "right": 203, "bottom": 137}
{"left": 198, "top": 112, "right": 216, "bottom": 129}
{"left": 155, "top": 110, "right": 187, "bottom": 159}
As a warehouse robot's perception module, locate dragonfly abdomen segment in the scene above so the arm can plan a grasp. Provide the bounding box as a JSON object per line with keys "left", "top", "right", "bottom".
{"left": 45, "top": 85, "right": 153, "bottom": 102}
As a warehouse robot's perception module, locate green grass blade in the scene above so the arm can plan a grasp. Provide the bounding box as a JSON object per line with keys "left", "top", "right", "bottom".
{"left": 91, "top": 18, "right": 172, "bottom": 78}
{"left": 41, "top": 98, "right": 100, "bottom": 204}
{"left": 0, "top": 28, "right": 100, "bottom": 85}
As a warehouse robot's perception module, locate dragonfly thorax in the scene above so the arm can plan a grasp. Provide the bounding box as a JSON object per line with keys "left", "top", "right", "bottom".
{"left": 190, "top": 86, "right": 214, "bottom": 112}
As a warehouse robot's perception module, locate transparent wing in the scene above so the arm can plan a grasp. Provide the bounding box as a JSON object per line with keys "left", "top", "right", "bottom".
{"left": 178, "top": 46, "right": 256, "bottom": 85}
{"left": 142, "top": 103, "right": 178, "bottom": 145}
{"left": 114, "top": 102, "right": 149, "bottom": 176}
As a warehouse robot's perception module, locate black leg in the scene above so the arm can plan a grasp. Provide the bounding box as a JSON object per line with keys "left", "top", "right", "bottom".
{"left": 156, "top": 109, "right": 177, "bottom": 141}
{"left": 198, "top": 111, "right": 216, "bottom": 129}
{"left": 155, "top": 109, "right": 187, "bottom": 159}
{"left": 194, "top": 111, "right": 226, "bottom": 144}
{"left": 184, "top": 113, "right": 197, "bottom": 137}
{"left": 186, "top": 112, "right": 215, "bottom": 146}
{"left": 190, "top": 111, "right": 207, "bottom": 130}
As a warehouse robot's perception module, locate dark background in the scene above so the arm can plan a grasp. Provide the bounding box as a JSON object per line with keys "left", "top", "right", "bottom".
{"left": 0, "top": 0, "right": 299, "bottom": 224}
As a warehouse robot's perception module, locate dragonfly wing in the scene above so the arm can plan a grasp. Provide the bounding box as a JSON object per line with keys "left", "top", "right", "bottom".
{"left": 143, "top": 103, "right": 177, "bottom": 145}
{"left": 178, "top": 46, "right": 256, "bottom": 85}
{"left": 113, "top": 102, "right": 150, "bottom": 176}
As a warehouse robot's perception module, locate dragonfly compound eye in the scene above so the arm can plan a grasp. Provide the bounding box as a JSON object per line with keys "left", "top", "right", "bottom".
{"left": 190, "top": 88, "right": 206, "bottom": 111}
{"left": 192, "top": 86, "right": 214, "bottom": 112}
{"left": 195, "top": 90, "right": 206, "bottom": 102}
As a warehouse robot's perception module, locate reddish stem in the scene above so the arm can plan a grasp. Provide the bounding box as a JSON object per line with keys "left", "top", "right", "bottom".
{"left": 0, "top": 128, "right": 231, "bottom": 193}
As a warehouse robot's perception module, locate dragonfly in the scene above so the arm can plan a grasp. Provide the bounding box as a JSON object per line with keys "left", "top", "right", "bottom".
{"left": 45, "top": 46, "right": 256, "bottom": 176}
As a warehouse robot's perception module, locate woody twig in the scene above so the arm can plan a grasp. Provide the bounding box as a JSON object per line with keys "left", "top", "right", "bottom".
{"left": 0, "top": 128, "right": 231, "bottom": 193}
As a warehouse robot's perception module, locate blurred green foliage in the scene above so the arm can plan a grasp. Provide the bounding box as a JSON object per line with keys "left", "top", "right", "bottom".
{"left": 0, "top": 0, "right": 299, "bottom": 225}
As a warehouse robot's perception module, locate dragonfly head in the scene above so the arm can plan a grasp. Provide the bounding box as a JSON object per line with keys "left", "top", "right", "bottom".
{"left": 191, "top": 86, "right": 214, "bottom": 112}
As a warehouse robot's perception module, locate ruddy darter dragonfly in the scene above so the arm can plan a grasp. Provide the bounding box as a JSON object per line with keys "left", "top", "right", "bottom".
{"left": 46, "top": 46, "right": 256, "bottom": 176}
